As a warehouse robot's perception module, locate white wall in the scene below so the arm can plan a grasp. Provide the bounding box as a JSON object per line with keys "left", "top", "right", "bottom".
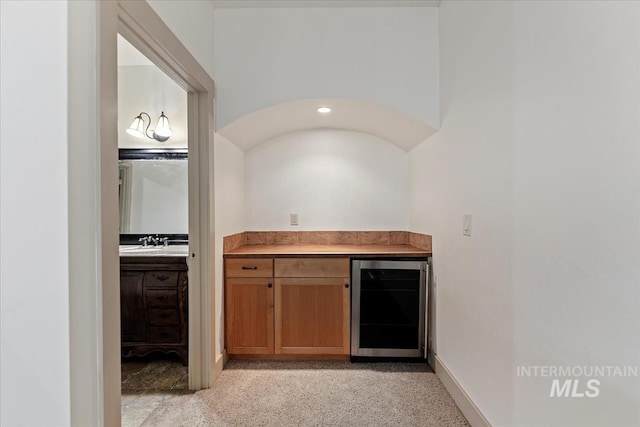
{"left": 411, "top": 1, "right": 640, "bottom": 426}
{"left": 213, "top": 7, "right": 439, "bottom": 129}
{"left": 247, "top": 129, "right": 408, "bottom": 231}
{"left": 511, "top": 2, "right": 640, "bottom": 426}
{"left": 0, "top": 1, "right": 71, "bottom": 425}
{"left": 118, "top": 65, "right": 188, "bottom": 149}
{"left": 148, "top": 0, "right": 216, "bottom": 79}
{"left": 214, "top": 133, "right": 246, "bottom": 356}
{"left": 410, "top": 1, "right": 514, "bottom": 425}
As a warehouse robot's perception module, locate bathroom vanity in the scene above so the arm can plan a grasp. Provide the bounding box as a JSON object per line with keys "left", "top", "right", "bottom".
{"left": 120, "top": 247, "right": 189, "bottom": 365}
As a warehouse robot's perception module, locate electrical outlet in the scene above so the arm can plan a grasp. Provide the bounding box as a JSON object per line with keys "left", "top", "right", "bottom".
{"left": 290, "top": 213, "right": 299, "bottom": 226}
{"left": 463, "top": 214, "right": 472, "bottom": 236}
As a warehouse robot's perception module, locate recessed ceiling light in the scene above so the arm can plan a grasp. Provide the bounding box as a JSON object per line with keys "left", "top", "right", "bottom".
{"left": 316, "top": 106, "right": 332, "bottom": 114}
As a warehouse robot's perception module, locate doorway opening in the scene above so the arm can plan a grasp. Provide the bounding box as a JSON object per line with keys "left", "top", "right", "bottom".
{"left": 105, "top": 1, "right": 216, "bottom": 422}
{"left": 112, "top": 2, "right": 216, "bottom": 395}
{"left": 116, "top": 34, "right": 192, "bottom": 419}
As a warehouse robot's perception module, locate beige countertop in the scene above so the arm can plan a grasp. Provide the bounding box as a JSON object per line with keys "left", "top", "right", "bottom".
{"left": 224, "top": 244, "right": 430, "bottom": 258}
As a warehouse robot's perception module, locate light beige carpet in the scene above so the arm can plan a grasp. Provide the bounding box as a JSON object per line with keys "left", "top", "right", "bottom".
{"left": 141, "top": 360, "right": 470, "bottom": 427}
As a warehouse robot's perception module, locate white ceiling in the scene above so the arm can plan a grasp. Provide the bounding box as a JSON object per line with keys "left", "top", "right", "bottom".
{"left": 218, "top": 98, "right": 437, "bottom": 152}
{"left": 212, "top": 1, "right": 441, "bottom": 8}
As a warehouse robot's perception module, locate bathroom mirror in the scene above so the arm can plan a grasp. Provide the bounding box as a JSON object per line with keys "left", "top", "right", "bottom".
{"left": 119, "top": 149, "right": 188, "bottom": 236}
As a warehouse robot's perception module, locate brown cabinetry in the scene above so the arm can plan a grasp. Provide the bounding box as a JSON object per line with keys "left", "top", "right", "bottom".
{"left": 274, "top": 258, "right": 350, "bottom": 355}
{"left": 226, "top": 278, "right": 274, "bottom": 354}
{"left": 224, "top": 256, "right": 350, "bottom": 358}
{"left": 120, "top": 271, "right": 146, "bottom": 342}
{"left": 225, "top": 258, "right": 274, "bottom": 354}
{"left": 120, "top": 256, "right": 188, "bottom": 364}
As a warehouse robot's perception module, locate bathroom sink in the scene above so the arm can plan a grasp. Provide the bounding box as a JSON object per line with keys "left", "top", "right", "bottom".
{"left": 119, "top": 245, "right": 189, "bottom": 257}
{"left": 120, "top": 245, "right": 161, "bottom": 253}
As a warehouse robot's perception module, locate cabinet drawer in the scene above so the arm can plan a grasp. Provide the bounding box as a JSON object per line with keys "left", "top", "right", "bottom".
{"left": 144, "top": 271, "right": 179, "bottom": 287}
{"left": 226, "top": 258, "right": 273, "bottom": 278}
{"left": 148, "top": 308, "right": 180, "bottom": 326}
{"left": 275, "top": 258, "right": 350, "bottom": 278}
{"left": 145, "top": 289, "right": 178, "bottom": 308}
{"left": 149, "top": 326, "right": 181, "bottom": 343}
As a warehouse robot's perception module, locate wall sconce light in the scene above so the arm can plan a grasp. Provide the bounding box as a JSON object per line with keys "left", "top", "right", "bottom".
{"left": 126, "top": 111, "right": 173, "bottom": 142}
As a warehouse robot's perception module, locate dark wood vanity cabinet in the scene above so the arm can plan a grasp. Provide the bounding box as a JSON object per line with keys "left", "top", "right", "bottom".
{"left": 120, "top": 256, "right": 188, "bottom": 365}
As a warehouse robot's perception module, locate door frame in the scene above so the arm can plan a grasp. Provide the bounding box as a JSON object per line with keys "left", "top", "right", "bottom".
{"left": 115, "top": 0, "right": 215, "bottom": 389}
{"left": 73, "top": 1, "right": 215, "bottom": 425}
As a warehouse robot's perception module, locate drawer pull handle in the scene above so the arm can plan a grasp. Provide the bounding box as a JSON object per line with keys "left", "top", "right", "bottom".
{"left": 267, "top": 283, "right": 273, "bottom": 288}
{"left": 158, "top": 296, "right": 167, "bottom": 301}
{"left": 156, "top": 274, "right": 170, "bottom": 281}
{"left": 242, "top": 266, "right": 258, "bottom": 270}
{"left": 345, "top": 283, "right": 349, "bottom": 288}
{"left": 159, "top": 314, "right": 170, "bottom": 319}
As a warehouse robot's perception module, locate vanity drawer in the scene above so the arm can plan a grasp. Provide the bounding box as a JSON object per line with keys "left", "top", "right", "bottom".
{"left": 148, "top": 308, "right": 180, "bottom": 326}
{"left": 226, "top": 258, "right": 273, "bottom": 278}
{"left": 145, "top": 289, "right": 178, "bottom": 308}
{"left": 149, "top": 326, "right": 181, "bottom": 343}
{"left": 144, "top": 271, "right": 179, "bottom": 287}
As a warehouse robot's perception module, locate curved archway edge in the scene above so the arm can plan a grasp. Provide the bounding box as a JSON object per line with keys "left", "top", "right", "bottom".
{"left": 218, "top": 98, "right": 438, "bottom": 152}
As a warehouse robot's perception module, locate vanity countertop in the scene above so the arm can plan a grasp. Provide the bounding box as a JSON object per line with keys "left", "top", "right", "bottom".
{"left": 119, "top": 244, "right": 189, "bottom": 257}
{"left": 224, "top": 244, "right": 430, "bottom": 258}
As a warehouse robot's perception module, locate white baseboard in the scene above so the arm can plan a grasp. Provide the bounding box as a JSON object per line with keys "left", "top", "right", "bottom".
{"left": 212, "top": 350, "right": 228, "bottom": 381}
{"left": 434, "top": 354, "right": 492, "bottom": 427}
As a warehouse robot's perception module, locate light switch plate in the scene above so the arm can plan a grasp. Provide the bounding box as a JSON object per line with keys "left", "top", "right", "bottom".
{"left": 463, "top": 214, "right": 472, "bottom": 236}
{"left": 290, "top": 213, "right": 299, "bottom": 226}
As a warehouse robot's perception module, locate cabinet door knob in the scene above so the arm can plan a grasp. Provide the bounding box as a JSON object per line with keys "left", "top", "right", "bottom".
{"left": 267, "top": 283, "right": 273, "bottom": 288}
{"left": 344, "top": 283, "right": 349, "bottom": 288}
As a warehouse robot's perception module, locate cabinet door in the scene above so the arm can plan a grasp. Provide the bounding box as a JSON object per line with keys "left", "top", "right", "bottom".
{"left": 226, "top": 278, "right": 274, "bottom": 354}
{"left": 120, "top": 271, "right": 146, "bottom": 342}
{"left": 275, "top": 277, "right": 350, "bottom": 355}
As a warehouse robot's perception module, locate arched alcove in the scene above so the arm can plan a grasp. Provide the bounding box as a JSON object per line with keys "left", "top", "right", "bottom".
{"left": 218, "top": 98, "right": 438, "bottom": 152}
